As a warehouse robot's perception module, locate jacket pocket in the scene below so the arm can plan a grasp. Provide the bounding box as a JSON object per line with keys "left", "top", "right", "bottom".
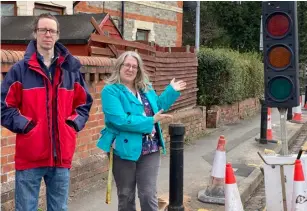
{"left": 16, "top": 122, "right": 49, "bottom": 162}
{"left": 115, "top": 133, "right": 142, "bottom": 159}
{"left": 97, "top": 128, "right": 117, "bottom": 152}
{"left": 59, "top": 119, "right": 77, "bottom": 164}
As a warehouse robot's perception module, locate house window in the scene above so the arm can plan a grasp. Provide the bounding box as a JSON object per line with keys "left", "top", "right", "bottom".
{"left": 1, "top": 1, "right": 17, "bottom": 16}
{"left": 136, "top": 29, "right": 149, "bottom": 41}
{"left": 34, "top": 3, "right": 64, "bottom": 15}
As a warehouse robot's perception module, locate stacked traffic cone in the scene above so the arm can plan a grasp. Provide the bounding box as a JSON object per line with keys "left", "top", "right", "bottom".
{"left": 267, "top": 107, "right": 273, "bottom": 140}
{"left": 292, "top": 96, "right": 305, "bottom": 123}
{"left": 225, "top": 163, "right": 244, "bottom": 211}
{"left": 291, "top": 159, "right": 307, "bottom": 211}
{"left": 198, "top": 135, "right": 226, "bottom": 204}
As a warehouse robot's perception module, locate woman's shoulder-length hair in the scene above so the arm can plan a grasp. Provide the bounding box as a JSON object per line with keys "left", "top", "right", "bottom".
{"left": 105, "top": 51, "right": 152, "bottom": 92}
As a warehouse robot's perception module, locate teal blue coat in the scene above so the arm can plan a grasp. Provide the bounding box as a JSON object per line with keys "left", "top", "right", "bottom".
{"left": 97, "top": 83, "right": 180, "bottom": 161}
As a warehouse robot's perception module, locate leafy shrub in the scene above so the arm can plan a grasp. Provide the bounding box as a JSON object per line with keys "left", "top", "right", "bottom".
{"left": 197, "top": 48, "right": 263, "bottom": 107}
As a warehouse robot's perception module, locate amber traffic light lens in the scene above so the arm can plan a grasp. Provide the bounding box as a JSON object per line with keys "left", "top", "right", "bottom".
{"left": 267, "top": 13, "right": 290, "bottom": 37}
{"left": 268, "top": 46, "right": 291, "bottom": 69}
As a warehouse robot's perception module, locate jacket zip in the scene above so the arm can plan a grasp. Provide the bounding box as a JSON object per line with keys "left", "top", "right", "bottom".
{"left": 29, "top": 55, "right": 67, "bottom": 167}
{"left": 31, "top": 64, "right": 57, "bottom": 166}
{"left": 44, "top": 78, "right": 55, "bottom": 165}
{"left": 47, "top": 58, "right": 60, "bottom": 166}
{"left": 55, "top": 71, "right": 63, "bottom": 165}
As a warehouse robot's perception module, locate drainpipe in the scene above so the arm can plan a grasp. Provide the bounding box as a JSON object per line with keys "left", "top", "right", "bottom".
{"left": 195, "top": 1, "right": 200, "bottom": 52}
{"left": 121, "top": 1, "right": 125, "bottom": 37}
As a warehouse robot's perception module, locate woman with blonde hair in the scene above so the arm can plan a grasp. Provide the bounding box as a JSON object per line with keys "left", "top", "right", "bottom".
{"left": 98, "top": 51, "right": 186, "bottom": 211}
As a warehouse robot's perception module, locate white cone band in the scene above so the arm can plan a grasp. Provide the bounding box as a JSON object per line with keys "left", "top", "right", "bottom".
{"left": 267, "top": 114, "right": 272, "bottom": 129}
{"left": 225, "top": 184, "right": 244, "bottom": 211}
{"left": 211, "top": 150, "right": 226, "bottom": 178}
{"left": 292, "top": 182, "right": 307, "bottom": 211}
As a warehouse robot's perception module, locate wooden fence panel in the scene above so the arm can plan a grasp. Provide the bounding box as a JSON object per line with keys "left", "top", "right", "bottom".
{"left": 89, "top": 33, "right": 198, "bottom": 111}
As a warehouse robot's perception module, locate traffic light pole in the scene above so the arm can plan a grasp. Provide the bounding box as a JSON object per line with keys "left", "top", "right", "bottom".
{"left": 278, "top": 108, "right": 289, "bottom": 156}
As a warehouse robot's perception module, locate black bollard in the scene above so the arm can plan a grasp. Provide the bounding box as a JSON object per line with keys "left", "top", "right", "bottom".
{"left": 259, "top": 100, "right": 268, "bottom": 144}
{"left": 287, "top": 107, "right": 293, "bottom": 121}
{"left": 168, "top": 123, "right": 185, "bottom": 211}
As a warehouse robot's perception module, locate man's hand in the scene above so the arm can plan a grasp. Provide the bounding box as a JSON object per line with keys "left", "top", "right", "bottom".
{"left": 153, "top": 109, "right": 173, "bottom": 123}
{"left": 170, "top": 78, "right": 187, "bottom": 91}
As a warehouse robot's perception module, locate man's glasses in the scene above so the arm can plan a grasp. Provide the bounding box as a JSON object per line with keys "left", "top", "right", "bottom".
{"left": 36, "top": 28, "right": 59, "bottom": 36}
{"left": 122, "top": 63, "right": 138, "bottom": 71}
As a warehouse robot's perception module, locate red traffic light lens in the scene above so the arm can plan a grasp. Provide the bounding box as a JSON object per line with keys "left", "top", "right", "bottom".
{"left": 267, "top": 13, "right": 290, "bottom": 37}
{"left": 268, "top": 45, "right": 291, "bottom": 69}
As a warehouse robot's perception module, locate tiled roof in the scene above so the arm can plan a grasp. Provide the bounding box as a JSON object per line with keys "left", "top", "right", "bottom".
{"left": 1, "top": 49, "right": 114, "bottom": 67}
{"left": 1, "top": 13, "right": 108, "bottom": 44}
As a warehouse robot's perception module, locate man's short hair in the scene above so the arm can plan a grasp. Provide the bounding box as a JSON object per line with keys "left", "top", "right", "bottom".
{"left": 33, "top": 13, "right": 60, "bottom": 32}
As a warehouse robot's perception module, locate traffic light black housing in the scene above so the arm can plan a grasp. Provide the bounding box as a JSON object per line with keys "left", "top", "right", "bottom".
{"left": 262, "top": 1, "right": 299, "bottom": 108}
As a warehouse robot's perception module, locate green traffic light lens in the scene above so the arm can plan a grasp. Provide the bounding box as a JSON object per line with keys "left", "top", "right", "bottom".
{"left": 268, "top": 76, "right": 293, "bottom": 101}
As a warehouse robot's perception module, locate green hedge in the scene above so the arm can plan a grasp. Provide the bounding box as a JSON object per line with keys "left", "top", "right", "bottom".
{"left": 197, "top": 48, "right": 264, "bottom": 107}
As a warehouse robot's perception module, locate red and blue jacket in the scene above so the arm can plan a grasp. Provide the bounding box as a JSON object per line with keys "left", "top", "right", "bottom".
{"left": 1, "top": 40, "right": 93, "bottom": 170}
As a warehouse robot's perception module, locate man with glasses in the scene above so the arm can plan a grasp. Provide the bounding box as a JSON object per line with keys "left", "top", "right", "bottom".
{"left": 1, "top": 13, "right": 93, "bottom": 211}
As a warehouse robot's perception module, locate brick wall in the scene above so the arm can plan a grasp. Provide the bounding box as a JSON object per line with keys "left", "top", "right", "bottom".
{"left": 206, "top": 98, "right": 261, "bottom": 128}
{"left": 0, "top": 63, "right": 204, "bottom": 211}
{"left": 0, "top": 49, "right": 259, "bottom": 210}
{"left": 0, "top": 78, "right": 109, "bottom": 210}
{"left": 160, "top": 106, "right": 207, "bottom": 145}
{"left": 74, "top": 1, "right": 183, "bottom": 47}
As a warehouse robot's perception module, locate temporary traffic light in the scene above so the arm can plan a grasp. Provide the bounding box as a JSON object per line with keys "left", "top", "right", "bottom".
{"left": 262, "top": 1, "right": 299, "bottom": 108}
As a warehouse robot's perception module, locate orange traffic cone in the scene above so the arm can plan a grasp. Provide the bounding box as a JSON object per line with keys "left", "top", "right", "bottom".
{"left": 198, "top": 135, "right": 226, "bottom": 204}
{"left": 302, "top": 95, "right": 307, "bottom": 109}
{"left": 291, "top": 159, "right": 307, "bottom": 211}
{"left": 225, "top": 163, "right": 244, "bottom": 211}
{"left": 267, "top": 107, "right": 273, "bottom": 140}
{"left": 292, "top": 96, "right": 305, "bottom": 123}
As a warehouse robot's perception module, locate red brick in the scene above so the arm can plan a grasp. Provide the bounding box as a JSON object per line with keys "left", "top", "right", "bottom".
{"left": 98, "top": 120, "right": 105, "bottom": 126}
{"left": 1, "top": 128, "right": 15, "bottom": 137}
{"left": 86, "top": 121, "right": 99, "bottom": 128}
{"left": 77, "top": 144, "right": 88, "bottom": 152}
{"left": 7, "top": 136, "right": 16, "bottom": 145}
{"left": 80, "top": 128, "right": 91, "bottom": 136}
{"left": 7, "top": 154, "right": 14, "bottom": 163}
{"left": 1, "top": 156, "right": 8, "bottom": 165}
{"left": 89, "top": 107, "right": 98, "bottom": 115}
{"left": 91, "top": 134, "right": 100, "bottom": 141}
{"left": 2, "top": 163, "right": 15, "bottom": 174}
{"left": 94, "top": 127, "right": 101, "bottom": 134}
{"left": 94, "top": 93, "right": 100, "bottom": 100}
{"left": 88, "top": 142, "right": 97, "bottom": 150}
{"left": 1, "top": 138, "right": 8, "bottom": 147}
{"left": 1, "top": 174, "right": 7, "bottom": 183}
{"left": 95, "top": 85, "right": 104, "bottom": 93}
{"left": 1, "top": 145, "right": 15, "bottom": 156}
{"left": 77, "top": 136, "right": 91, "bottom": 145}
{"left": 77, "top": 151, "right": 89, "bottom": 159}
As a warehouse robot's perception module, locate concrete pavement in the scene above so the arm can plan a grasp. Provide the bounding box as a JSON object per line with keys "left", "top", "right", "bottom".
{"left": 68, "top": 108, "right": 305, "bottom": 211}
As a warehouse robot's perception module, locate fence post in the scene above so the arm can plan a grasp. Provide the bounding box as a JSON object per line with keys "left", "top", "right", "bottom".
{"left": 186, "top": 45, "right": 190, "bottom": 53}
{"left": 168, "top": 123, "right": 185, "bottom": 211}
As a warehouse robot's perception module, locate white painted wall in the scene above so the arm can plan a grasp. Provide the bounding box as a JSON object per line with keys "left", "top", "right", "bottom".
{"left": 16, "top": 1, "right": 73, "bottom": 16}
